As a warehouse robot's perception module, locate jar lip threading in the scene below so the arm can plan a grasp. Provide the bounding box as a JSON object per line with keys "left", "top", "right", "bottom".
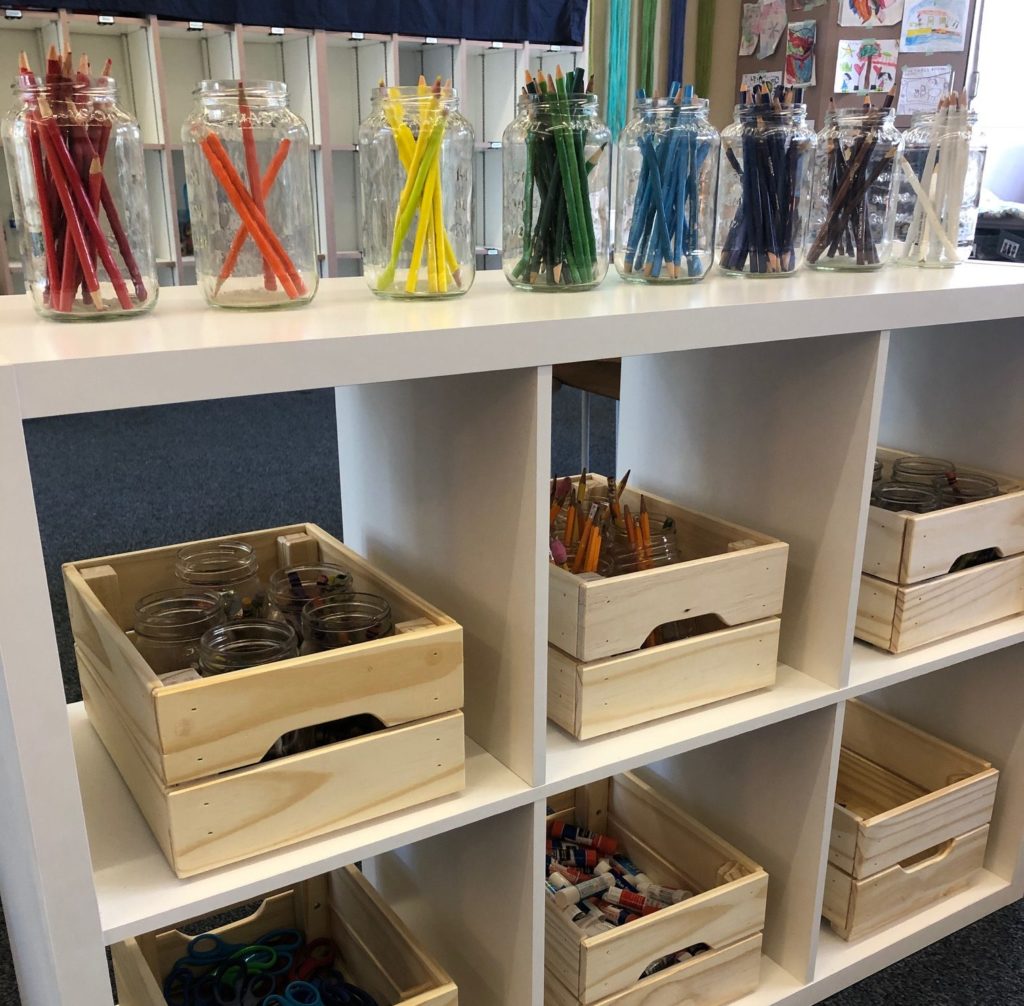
{"left": 194, "top": 79, "right": 288, "bottom": 98}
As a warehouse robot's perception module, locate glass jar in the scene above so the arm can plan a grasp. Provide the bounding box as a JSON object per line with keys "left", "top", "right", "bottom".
{"left": 359, "top": 85, "right": 475, "bottom": 298}
{"left": 716, "top": 103, "right": 816, "bottom": 276}
{"left": 936, "top": 473, "right": 1000, "bottom": 507}
{"left": 895, "top": 107, "right": 987, "bottom": 267}
{"left": 182, "top": 80, "right": 318, "bottom": 308}
{"left": 503, "top": 90, "right": 611, "bottom": 291}
{"left": 175, "top": 540, "right": 264, "bottom": 618}
{"left": 133, "top": 588, "right": 225, "bottom": 675}
{"left": 806, "top": 106, "right": 903, "bottom": 270}
{"left": 300, "top": 593, "right": 394, "bottom": 654}
{"left": 268, "top": 563, "right": 354, "bottom": 638}
{"left": 891, "top": 456, "right": 956, "bottom": 487}
{"left": 197, "top": 619, "right": 297, "bottom": 677}
{"left": 610, "top": 536, "right": 682, "bottom": 575}
{"left": 873, "top": 484, "right": 940, "bottom": 513}
{"left": 3, "top": 72, "right": 157, "bottom": 319}
{"left": 615, "top": 97, "right": 720, "bottom": 283}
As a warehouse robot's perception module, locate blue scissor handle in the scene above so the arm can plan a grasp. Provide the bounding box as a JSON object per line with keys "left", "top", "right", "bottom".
{"left": 183, "top": 932, "right": 241, "bottom": 965}
{"left": 255, "top": 927, "right": 304, "bottom": 954}
{"left": 265, "top": 980, "right": 322, "bottom": 1005}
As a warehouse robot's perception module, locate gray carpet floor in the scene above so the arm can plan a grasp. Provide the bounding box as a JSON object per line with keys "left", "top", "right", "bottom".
{"left": 0, "top": 385, "right": 1018, "bottom": 1003}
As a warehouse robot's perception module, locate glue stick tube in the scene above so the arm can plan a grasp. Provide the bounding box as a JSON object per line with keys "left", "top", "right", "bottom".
{"left": 545, "top": 875, "right": 596, "bottom": 925}
{"left": 553, "top": 847, "right": 600, "bottom": 869}
{"left": 554, "top": 873, "right": 614, "bottom": 908}
{"left": 550, "top": 864, "right": 592, "bottom": 885}
{"left": 598, "top": 902, "right": 640, "bottom": 926}
{"left": 549, "top": 821, "right": 619, "bottom": 855}
{"left": 643, "top": 883, "right": 694, "bottom": 906}
{"left": 612, "top": 855, "right": 653, "bottom": 891}
{"left": 602, "top": 885, "right": 662, "bottom": 915}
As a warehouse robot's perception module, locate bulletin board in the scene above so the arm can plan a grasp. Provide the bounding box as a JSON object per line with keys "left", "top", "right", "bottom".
{"left": 734, "top": 0, "right": 980, "bottom": 129}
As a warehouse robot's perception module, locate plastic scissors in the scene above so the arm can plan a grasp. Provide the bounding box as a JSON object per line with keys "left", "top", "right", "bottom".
{"left": 263, "top": 981, "right": 324, "bottom": 1005}
{"left": 288, "top": 937, "right": 338, "bottom": 982}
{"left": 211, "top": 970, "right": 277, "bottom": 1005}
{"left": 174, "top": 928, "right": 304, "bottom": 969}
{"left": 314, "top": 969, "right": 381, "bottom": 1006}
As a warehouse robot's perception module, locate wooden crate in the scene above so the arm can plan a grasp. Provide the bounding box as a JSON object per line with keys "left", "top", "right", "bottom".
{"left": 857, "top": 448, "right": 1024, "bottom": 653}
{"left": 65, "top": 524, "right": 466, "bottom": 876}
{"left": 545, "top": 773, "right": 768, "bottom": 1006}
{"left": 548, "top": 477, "right": 787, "bottom": 736}
{"left": 824, "top": 701, "right": 997, "bottom": 941}
{"left": 112, "top": 865, "right": 458, "bottom": 1005}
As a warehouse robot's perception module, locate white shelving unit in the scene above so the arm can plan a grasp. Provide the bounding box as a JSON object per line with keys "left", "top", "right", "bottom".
{"left": 1, "top": 263, "right": 1023, "bottom": 1005}
{"left": 0, "top": 12, "right": 587, "bottom": 292}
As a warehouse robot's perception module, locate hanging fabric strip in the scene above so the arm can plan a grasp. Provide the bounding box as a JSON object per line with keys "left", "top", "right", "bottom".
{"left": 667, "top": 0, "right": 687, "bottom": 86}
{"left": 607, "top": 0, "right": 631, "bottom": 138}
{"left": 695, "top": 0, "right": 716, "bottom": 98}
{"left": 638, "top": 0, "right": 658, "bottom": 96}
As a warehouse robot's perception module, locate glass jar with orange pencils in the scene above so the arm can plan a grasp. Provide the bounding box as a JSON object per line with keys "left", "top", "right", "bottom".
{"left": 182, "top": 80, "right": 318, "bottom": 309}
{"left": 358, "top": 80, "right": 475, "bottom": 299}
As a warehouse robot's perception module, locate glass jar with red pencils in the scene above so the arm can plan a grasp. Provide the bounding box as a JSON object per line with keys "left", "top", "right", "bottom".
{"left": 716, "top": 88, "right": 816, "bottom": 277}
{"left": 2, "top": 49, "right": 158, "bottom": 320}
{"left": 182, "top": 80, "right": 318, "bottom": 309}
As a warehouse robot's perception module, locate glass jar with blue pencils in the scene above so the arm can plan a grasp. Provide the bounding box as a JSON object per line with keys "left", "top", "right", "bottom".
{"left": 615, "top": 86, "right": 720, "bottom": 283}
{"left": 806, "top": 99, "right": 903, "bottom": 271}
{"left": 503, "top": 66, "right": 611, "bottom": 291}
{"left": 359, "top": 81, "right": 476, "bottom": 298}
{"left": 716, "top": 88, "right": 816, "bottom": 277}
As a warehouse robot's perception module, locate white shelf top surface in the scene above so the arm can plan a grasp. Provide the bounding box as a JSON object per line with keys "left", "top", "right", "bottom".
{"left": 70, "top": 703, "right": 533, "bottom": 942}
{"left": 2, "top": 263, "right": 1022, "bottom": 419}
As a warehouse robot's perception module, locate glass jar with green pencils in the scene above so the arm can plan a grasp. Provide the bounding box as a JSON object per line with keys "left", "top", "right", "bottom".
{"left": 615, "top": 88, "right": 720, "bottom": 283}
{"left": 182, "top": 80, "right": 318, "bottom": 309}
{"left": 359, "top": 81, "right": 475, "bottom": 298}
{"left": 805, "top": 99, "right": 903, "bottom": 271}
{"left": 502, "top": 67, "right": 611, "bottom": 291}
{"left": 716, "top": 90, "right": 817, "bottom": 277}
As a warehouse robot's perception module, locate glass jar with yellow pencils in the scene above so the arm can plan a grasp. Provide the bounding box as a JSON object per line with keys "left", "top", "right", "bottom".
{"left": 359, "top": 78, "right": 475, "bottom": 299}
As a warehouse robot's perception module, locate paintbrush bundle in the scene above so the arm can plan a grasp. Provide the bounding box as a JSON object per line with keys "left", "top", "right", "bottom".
{"left": 360, "top": 78, "right": 475, "bottom": 298}
{"left": 615, "top": 83, "right": 721, "bottom": 283}
{"left": 3, "top": 47, "right": 157, "bottom": 319}
{"left": 806, "top": 94, "right": 903, "bottom": 271}
{"left": 503, "top": 66, "right": 611, "bottom": 291}
{"left": 716, "top": 84, "right": 817, "bottom": 276}
{"left": 895, "top": 91, "right": 986, "bottom": 268}
{"left": 182, "top": 79, "right": 318, "bottom": 309}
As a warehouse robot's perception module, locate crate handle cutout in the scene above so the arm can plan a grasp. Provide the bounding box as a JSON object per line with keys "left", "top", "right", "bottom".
{"left": 898, "top": 838, "right": 955, "bottom": 874}
{"left": 258, "top": 714, "right": 386, "bottom": 763}
{"left": 948, "top": 546, "right": 1004, "bottom": 575}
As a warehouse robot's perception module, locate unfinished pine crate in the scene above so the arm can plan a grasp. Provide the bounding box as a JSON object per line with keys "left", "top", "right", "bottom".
{"left": 112, "top": 864, "right": 458, "bottom": 1005}
{"left": 824, "top": 701, "right": 998, "bottom": 941}
{"left": 857, "top": 447, "right": 1024, "bottom": 653}
{"left": 545, "top": 773, "right": 768, "bottom": 1006}
{"left": 548, "top": 478, "right": 787, "bottom": 738}
{"left": 64, "top": 523, "right": 465, "bottom": 877}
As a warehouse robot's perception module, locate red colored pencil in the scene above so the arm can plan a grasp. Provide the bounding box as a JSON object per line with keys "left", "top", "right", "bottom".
{"left": 238, "top": 83, "right": 276, "bottom": 292}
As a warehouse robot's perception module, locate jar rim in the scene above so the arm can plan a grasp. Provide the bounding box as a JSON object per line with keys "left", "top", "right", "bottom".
{"left": 199, "top": 618, "right": 296, "bottom": 664}
{"left": 518, "top": 91, "right": 599, "bottom": 109}
{"left": 633, "top": 96, "right": 709, "bottom": 113}
{"left": 371, "top": 84, "right": 459, "bottom": 102}
{"left": 735, "top": 102, "right": 807, "bottom": 117}
{"left": 302, "top": 591, "right": 392, "bottom": 627}
{"left": 268, "top": 563, "right": 354, "bottom": 601}
{"left": 13, "top": 74, "right": 117, "bottom": 95}
{"left": 175, "top": 540, "right": 259, "bottom": 585}
{"left": 194, "top": 79, "right": 288, "bottom": 98}
{"left": 134, "top": 588, "right": 225, "bottom": 638}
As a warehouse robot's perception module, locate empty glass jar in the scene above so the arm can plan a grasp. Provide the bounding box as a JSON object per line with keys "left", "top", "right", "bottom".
{"left": 133, "top": 588, "right": 225, "bottom": 675}
{"left": 895, "top": 106, "right": 987, "bottom": 267}
{"left": 717, "top": 102, "right": 816, "bottom": 276}
{"left": 182, "top": 80, "right": 318, "bottom": 308}
{"left": 615, "top": 97, "right": 720, "bottom": 283}
{"left": 3, "top": 70, "right": 158, "bottom": 319}
{"left": 197, "top": 619, "right": 297, "bottom": 677}
{"left": 300, "top": 593, "right": 394, "bottom": 654}
{"left": 359, "top": 84, "right": 475, "bottom": 298}
{"left": 503, "top": 88, "right": 611, "bottom": 291}
{"left": 175, "top": 540, "right": 264, "bottom": 618}
{"left": 891, "top": 456, "right": 956, "bottom": 487}
{"left": 806, "top": 105, "right": 903, "bottom": 270}
{"left": 873, "top": 484, "right": 940, "bottom": 513}
{"left": 268, "top": 563, "right": 354, "bottom": 638}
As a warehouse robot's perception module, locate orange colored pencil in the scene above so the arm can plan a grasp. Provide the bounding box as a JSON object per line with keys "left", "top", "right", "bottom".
{"left": 623, "top": 505, "right": 636, "bottom": 548}
{"left": 238, "top": 83, "right": 276, "bottom": 291}
{"left": 572, "top": 523, "right": 591, "bottom": 574}
{"left": 639, "top": 495, "right": 652, "bottom": 547}
{"left": 562, "top": 499, "right": 576, "bottom": 546}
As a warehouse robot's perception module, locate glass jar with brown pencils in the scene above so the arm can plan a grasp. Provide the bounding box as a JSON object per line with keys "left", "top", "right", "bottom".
{"left": 3, "top": 48, "right": 158, "bottom": 319}
{"left": 182, "top": 80, "right": 318, "bottom": 309}
{"left": 615, "top": 89, "right": 720, "bottom": 283}
{"left": 359, "top": 82, "right": 475, "bottom": 298}
{"left": 806, "top": 100, "right": 903, "bottom": 271}
{"left": 502, "top": 67, "right": 611, "bottom": 291}
{"left": 716, "top": 90, "right": 816, "bottom": 277}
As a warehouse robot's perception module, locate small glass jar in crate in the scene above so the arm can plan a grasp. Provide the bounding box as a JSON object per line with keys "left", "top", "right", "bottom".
{"left": 2, "top": 66, "right": 158, "bottom": 319}
{"left": 359, "top": 83, "right": 475, "bottom": 298}
{"left": 806, "top": 103, "right": 903, "bottom": 271}
{"left": 503, "top": 77, "right": 611, "bottom": 291}
{"left": 182, "top": 80, "right": 318, "bottom": 308}
{"left": 615, "top": 95, "right": 720, "bottom": 283}
{"left": 895, "top": 103, "right": 987, "bottom": 267}
{"left": 716, "top": 100, "right": 816, "bottom": 277}
{"left": 133, "top": 588, "right": 225, "bottom": 675}
{"left": 175, "top": 540, "right": 265, "bottom": 619}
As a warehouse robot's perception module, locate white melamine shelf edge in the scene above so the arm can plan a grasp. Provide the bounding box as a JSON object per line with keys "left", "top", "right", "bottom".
{"left": 543, "top": 663, "right": 837, "bottom": 792}
{"left": 6, "top": 265, "right": 1024, "bottom": 421}
{"left": 848, "top": 615, "right": 1024, "bottom": 695}
{"left": 68, "top": 703, "right": 534, "bottom": 943}
{"left": 813, "top": 871, "right": 1016, "bottom": 993}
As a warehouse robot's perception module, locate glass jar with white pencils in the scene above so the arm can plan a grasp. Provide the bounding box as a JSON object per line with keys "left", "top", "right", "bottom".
{"left": 894, "top": 101, "right": 987, "bottom": 267}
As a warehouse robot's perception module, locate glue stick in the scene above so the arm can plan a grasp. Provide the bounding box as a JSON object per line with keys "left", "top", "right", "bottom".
{"left": 554, "top": 873, "right": 614, "bottom": 909}
{"left": 549, "top": 821, "right": 618, "bottom": 855}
